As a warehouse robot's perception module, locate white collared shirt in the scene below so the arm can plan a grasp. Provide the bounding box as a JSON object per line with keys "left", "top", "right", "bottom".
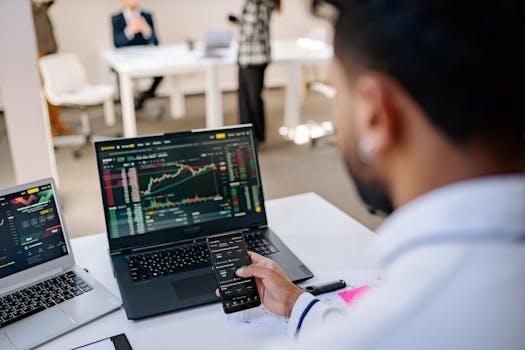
{"left": 122, "top": 8, "right": 141, "bottom": 24}
{"left": 270, "top": 174, "right": 525, "bottom": 350}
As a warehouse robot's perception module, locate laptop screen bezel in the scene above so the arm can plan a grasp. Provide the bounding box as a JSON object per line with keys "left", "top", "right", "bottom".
{"left": 0, "top": 178, "right": 75, "bottom": 294}
{"left": 94, "top": 125, "right": 269, "bottom": 253}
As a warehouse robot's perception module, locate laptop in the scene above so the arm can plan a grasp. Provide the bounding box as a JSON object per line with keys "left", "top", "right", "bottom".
{"left": 202, "top": 29, "right": 233, "bottom": 58}
{"left": 94, "top": 125, "right": 314, "bottom": 320}
{"left": 0, "top": 178, "right": 121, "bottom": 350}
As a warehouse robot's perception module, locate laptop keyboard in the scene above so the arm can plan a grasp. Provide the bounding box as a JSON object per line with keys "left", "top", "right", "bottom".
{"left": 0, "top": 271, "right": 92, "bottom": 328}
{"left": 244, "top": 231, "right": 279, "bottom": 256}
{"left": 127, "top": 231, "right": 279, "bottom": 282}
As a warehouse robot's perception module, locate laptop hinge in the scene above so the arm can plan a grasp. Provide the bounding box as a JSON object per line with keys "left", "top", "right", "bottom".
{"left": 110, "top": 248, "right": 131, "bottom": 256}
{"left": 112, "top": 239, "right": 196, "bottom": 256}
{"left": 249, "top": 224, "right": 267, "bottom": 231}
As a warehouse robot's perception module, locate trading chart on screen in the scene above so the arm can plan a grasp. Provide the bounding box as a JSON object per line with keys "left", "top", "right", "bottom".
{"left": 97, "top": 130, "right": 262, "bottom": 238}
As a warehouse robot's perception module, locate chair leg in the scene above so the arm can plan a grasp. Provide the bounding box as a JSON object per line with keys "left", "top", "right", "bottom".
{"left": 80, "top": 108, "right": 91, "bottom": 136}
{"left": 103, "top": 98, "right": 116, "bottom": 126}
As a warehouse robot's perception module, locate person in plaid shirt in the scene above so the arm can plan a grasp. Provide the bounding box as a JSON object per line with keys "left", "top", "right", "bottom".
{"left": 229, "top": 0, "right": 281, "bottom": 143}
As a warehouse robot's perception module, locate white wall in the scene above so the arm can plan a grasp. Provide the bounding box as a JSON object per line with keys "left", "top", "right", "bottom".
{"left": 0, "top": 0, "right": 58, "bottom": 186}
{"left": 48, "top": 0, "right": 331, "bottom": 93}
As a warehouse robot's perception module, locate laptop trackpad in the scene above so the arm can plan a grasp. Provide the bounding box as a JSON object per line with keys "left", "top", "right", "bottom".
{"left": 5, "top": 308, "right": 74, "bottom": 349}
{"left": 172, "top": 274, "right": 217, "bottom": 299}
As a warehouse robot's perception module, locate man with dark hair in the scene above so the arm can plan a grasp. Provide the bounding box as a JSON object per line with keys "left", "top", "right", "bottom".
{"left": 226, "top": 1, "right": 525, "bottom": 348}
{"left": 111, "top": 0, "right": 162, "bottom": 110}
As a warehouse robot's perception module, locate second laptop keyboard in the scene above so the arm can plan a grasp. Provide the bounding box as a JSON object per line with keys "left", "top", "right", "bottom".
{"left": 127, "top": 231, "right": 279, "bottom": 282}
{"left": 0, "top": 271, "right": 92, "bottom": 328}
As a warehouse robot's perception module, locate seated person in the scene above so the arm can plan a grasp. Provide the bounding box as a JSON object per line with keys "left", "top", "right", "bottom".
{"left": 111, "top": 0, "right": 162, "bottom": 110}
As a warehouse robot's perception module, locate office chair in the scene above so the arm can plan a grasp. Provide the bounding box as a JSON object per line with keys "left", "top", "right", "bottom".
{"left": 39, "top": 53, "right": 117, "bottom": 157}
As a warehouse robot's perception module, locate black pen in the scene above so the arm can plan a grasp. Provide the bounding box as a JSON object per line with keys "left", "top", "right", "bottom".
{"left": 303, "top": 279, "right": 347, "bottom": 296}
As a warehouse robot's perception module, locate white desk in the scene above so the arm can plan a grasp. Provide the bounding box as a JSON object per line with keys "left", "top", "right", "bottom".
{"left": 39, "top": 193, "right": 376, "bottom": 349}
{"left": 100, "top": 39, "right": 333, "bottom": 137}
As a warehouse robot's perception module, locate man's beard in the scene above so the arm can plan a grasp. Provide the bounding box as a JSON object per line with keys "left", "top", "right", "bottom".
{"left": 343, "top": 154, "right": 394, "bottom": 216}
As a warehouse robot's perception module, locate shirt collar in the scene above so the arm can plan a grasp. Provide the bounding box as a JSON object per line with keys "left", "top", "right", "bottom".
{"left": 123, "top": 8, "right": 141, "bottom": 23}
{"left": 375, "top": 174, "right": 525, "bottom": 260}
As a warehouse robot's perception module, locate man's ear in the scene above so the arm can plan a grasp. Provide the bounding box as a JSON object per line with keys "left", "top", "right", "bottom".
{"left": 353, "top": 72, "right": 400, "bottom": 160}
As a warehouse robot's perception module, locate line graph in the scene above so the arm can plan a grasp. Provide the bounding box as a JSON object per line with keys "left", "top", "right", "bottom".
{"left": 10, "top": 194, "right": 38, "bottom": 206}
{"left": 141, "top": 162, "right": 217, "bottom": 196}
{"left": 10, "top": 190, "right": 54, "bottom": 207}
{"left": 145, "top": 194, "right": 223, "bottom": 210}
{"left": 37, "top": 189, "right": 54, "bottom": 203}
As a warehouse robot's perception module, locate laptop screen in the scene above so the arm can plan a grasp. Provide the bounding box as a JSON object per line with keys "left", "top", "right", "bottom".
{"left": 96, "top": 127, "right": 266, "bottom": 244}
{"left": 0, "top": 182, "right": 68, "bottom": 279}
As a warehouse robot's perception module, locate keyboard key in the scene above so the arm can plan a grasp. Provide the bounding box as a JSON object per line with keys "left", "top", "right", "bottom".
{"left": 0, "top": 305, "right": 46, "bottom": 328}
{"left": 126, "top": 232, "right": 278, "bottom": 282}
{"left": 0, "top": 271, "right": 92, "bottom": 328}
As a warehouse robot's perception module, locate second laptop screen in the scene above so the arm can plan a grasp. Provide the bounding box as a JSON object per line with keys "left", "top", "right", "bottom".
{"left": 97, "top": 129, "right": 262, "bottom": 239}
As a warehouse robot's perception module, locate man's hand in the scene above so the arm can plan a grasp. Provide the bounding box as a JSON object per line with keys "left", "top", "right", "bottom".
{"left": 136, "top": 16, "right": 152, "bottom": 38}
{"left": 125, "top": 16, "right": 151, "bottom": 39}
{"left": 227, "top": 14, "right": 239, "bottom": 26}
{"left": 216, "top": 251, "right": 304, "bottom": 317}
{"left": 125, "top": 17, "right": 142, "bottom": 37}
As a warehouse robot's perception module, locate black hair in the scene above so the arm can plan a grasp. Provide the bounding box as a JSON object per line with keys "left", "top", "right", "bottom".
{"left": 314, "top": 0, "right": 524, "bottom": 148}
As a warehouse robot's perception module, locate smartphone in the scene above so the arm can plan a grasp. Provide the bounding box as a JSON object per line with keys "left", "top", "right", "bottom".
{"left": 207, "top": 232, "right": 261, "bottom": 314}
{"left": 73, "top": 333, "right": 132, "bottom": 350}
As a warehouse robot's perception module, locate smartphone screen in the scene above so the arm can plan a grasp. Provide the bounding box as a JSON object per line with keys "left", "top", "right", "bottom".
{"left": 207, "top": 232, "right": 261, "bottom": 314}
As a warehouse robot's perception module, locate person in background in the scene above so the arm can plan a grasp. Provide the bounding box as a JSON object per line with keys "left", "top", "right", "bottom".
{"left": 111, "top": 0, "right": 162, "bottom": 110}
{"left": 223, "top": 1, "right": 525, "bottom": 349}
{"left": 229, "top": 0, "right": 281, "bottom": 144}
{"left": 32, "top": 0, "right": 70, "bottom": 135}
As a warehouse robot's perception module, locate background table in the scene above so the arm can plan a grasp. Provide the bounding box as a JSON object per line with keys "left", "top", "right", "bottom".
{"left": 100, "top": 39, "right": 333, "bottom": 137}
{"left": 39, "top": 193, "right": 377, "bottom": 349}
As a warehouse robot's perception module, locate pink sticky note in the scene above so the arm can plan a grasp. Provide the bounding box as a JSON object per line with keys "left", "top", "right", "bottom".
{"left": 338, "top": 285, "right": 371, "bottom": 305}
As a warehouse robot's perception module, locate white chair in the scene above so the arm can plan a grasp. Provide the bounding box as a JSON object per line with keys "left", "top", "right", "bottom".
{"left": 39, "top": 53, "right": 117, "bottom": 157}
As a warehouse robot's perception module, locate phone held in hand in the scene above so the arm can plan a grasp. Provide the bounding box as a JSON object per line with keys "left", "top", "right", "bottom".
{"left": 207, "top": 232, "right": 261, "bottom": 314}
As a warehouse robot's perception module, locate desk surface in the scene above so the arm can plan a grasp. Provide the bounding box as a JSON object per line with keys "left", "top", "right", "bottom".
{"left": 102, "top": 39, "right": 333, "bottom": 76}
{"left": 39, "top": 193, "right": 376, "bottom": 350}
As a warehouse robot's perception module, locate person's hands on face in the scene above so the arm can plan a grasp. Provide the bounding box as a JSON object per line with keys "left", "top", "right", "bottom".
{"left": 216, "top": 251, "right": 304, "bottom": 317}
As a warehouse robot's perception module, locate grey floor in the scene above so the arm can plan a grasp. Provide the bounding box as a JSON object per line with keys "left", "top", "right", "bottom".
{"left": 0, "top": 88, "right": 383, "bottom": 238}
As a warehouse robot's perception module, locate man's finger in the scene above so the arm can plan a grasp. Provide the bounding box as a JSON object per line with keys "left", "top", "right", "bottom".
{"left": 236, "top": 264, "right": 271, "bottom": 279}
{"left": 248, "top": 251, "right": 268, "bottom": 263}
{"left": 215, "top": 288, "right": 220, "bottom": 297}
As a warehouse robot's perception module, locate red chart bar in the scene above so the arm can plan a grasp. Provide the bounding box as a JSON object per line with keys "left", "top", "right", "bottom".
{"left": 237, "top": 150, "right": 247, "bottom": 180}
{"left": 103, "top": 170, "right": 115, "bottom": 206}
